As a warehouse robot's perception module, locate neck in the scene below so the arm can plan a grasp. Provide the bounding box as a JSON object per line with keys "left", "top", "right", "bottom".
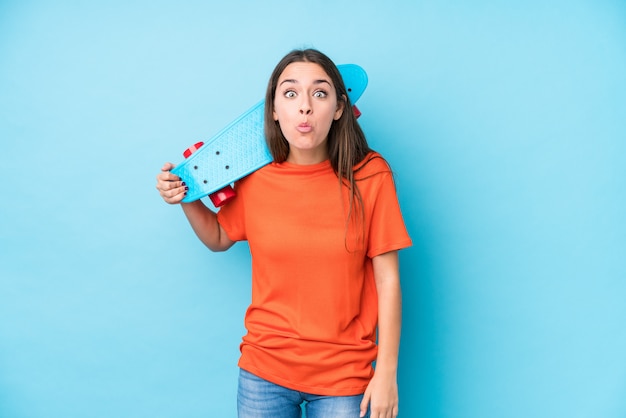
{"left": 286, "top": 148, "right": 329, "bottom": 165}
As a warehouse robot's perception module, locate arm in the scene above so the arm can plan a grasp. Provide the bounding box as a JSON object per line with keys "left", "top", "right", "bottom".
{"left": 360, "top": 250, "right": 402, "bottom": 418}
{"left": 156, "top": 163, "right": 235, "bottom": 252}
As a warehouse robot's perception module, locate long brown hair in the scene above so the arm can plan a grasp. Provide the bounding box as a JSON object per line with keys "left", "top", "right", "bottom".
{"left": 264, "top": 49, "right": 377, "bottom": 238}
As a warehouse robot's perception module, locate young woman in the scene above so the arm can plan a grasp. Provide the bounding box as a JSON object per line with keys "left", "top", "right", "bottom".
{"left": 156, "top": 49, "right": 411, "bottom": 418}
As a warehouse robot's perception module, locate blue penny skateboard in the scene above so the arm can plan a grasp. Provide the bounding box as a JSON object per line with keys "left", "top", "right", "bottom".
{"left": 171, "top": 64, "right": 368, "bottom": 206}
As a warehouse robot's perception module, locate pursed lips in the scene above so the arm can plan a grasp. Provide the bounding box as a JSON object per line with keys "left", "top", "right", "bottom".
{"left": 296, "top": 122, "right": 312, "bottom": 133}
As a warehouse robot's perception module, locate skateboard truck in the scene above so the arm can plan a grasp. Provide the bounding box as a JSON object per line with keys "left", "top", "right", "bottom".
{"left": 182, "top": 142, "right": 236, "bottom": 207}
{"left": 181, "top": 105, "right": 362, "bottom": 207}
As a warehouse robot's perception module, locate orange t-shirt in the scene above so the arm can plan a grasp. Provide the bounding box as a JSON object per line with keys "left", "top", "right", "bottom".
{"left": 217, "top": 152, "right": 412, "bottom": 396}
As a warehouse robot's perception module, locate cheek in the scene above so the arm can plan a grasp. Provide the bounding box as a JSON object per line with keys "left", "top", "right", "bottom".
{"left": 272, "top": 102, "right": 286, "bottom": 121}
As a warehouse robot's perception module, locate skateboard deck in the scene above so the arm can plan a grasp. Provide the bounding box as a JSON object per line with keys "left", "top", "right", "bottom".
{"left": 171, "top": 64, "right": 368, "bottom": 206}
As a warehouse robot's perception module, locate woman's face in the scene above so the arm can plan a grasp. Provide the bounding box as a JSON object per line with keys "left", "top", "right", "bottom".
{"left": 272, "top": 62, "right": 344, "bottom": 164}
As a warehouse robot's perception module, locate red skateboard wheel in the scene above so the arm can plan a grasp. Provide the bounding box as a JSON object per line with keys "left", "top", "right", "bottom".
{"left": 352, "top": 105, "right": 361, "bottom": 119}
{"left": 183, "top": 142, "right": 204, "bottom": 158}
{"left": 209, "top": 185, "right": 236, "bottom": 207}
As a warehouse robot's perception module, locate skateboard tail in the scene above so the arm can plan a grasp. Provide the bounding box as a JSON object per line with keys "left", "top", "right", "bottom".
{"left": 172, "top": 100, "right": 272, "bottom": 204}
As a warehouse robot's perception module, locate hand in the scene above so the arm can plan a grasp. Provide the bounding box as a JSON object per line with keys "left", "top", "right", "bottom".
{"left": 360, "top": 370, "right": 399, "bottom": 418}
{"left": 156, "top": 162, "right": 187, "bottom": 204}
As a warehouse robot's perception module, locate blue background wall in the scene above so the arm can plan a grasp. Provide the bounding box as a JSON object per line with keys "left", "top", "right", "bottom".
{"left": 1, "top": 1, "right": 625, "bottom": 417}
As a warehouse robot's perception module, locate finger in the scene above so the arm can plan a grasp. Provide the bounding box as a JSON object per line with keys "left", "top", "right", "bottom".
{"left": 161, "top": 162, "right": 175, "bottom": 171}
{"left": 157, "top": 169, "right": 180, "bottom": 181}
{"left": 360, "top": 393, "right": 370, "bottom": 418}
{"left": 157, "top": 177, "right": 186, "bottom": 193}
{"left": 161, "top": 186, "right": 187, "bottom": 204}
{"left": 168, "top": 191, "right": 186, "bottom": 204}
{"left": 157, "top": 174, "right": 182, "bottom": 186}
{"left": 157, "top": 162, "right": 180, "bottom": 181}
{"left": 161, "top": 183, "right": 187, "bottom": 197}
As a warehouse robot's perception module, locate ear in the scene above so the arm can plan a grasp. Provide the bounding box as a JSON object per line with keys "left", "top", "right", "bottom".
{"left": 273, "top": 109, "right": 279, "bottom": 121}
{"left": 334, "top": 94, "right": 346, "bottom": 120}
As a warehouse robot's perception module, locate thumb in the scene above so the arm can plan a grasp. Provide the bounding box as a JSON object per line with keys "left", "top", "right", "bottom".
{"left": 360, "top": 391, "right": 370, "bottom": 417}
{"left": 161, "top": 162, "right": 175, "bottom": 172}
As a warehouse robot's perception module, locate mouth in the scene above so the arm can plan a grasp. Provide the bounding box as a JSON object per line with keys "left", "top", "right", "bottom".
{"left": 296, "top": 123, "right": 312, "bottom": 133}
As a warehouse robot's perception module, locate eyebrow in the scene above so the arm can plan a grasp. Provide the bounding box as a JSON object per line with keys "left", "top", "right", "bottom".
{"left": 279, "top": 79, "right": 332, "bottom": 87}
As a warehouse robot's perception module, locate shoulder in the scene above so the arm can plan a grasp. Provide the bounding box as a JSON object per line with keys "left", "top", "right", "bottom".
{"left": 354, "top": 152, "right": 392, "bottom": 178}
{"left": 234, "top": 163, "right": 278, "bottom": 187}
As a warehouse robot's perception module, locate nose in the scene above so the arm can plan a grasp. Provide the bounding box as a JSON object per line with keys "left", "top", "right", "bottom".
{"left": 299, "top": 97, "right": 312, "bottom": 115}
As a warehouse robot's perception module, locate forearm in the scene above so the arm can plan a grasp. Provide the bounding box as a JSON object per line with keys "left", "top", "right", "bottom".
{"left": 372, "top": 251, "right": 402, "bottom": 374}
{"left": 181, "top": 201, "right": 234, "bottom": 252}
{"left": 361, "top": 251, "right": 402, "bottom": 417}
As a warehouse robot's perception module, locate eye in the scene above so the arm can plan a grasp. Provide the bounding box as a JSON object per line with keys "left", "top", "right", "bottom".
{"left": 284, "top": 90, "right": 297, "bottom": 98}
{"left": 313, "top": 90, "right": 328, "bottom": 98}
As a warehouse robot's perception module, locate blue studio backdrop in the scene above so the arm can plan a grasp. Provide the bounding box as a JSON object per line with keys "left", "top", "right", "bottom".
{"left": 1, "top": 1, "right": 625, "bottom": 417}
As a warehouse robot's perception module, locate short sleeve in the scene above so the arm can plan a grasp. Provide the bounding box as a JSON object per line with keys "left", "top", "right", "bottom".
{"left": 216, "top": 180, "right": 247, "bottom": 242}
{"left": 363, "top": 157, "right": 412, "bottom": 258}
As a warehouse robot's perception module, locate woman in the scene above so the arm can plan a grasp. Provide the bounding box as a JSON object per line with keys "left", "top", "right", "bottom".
{"left": 156, "top": 49, "right": 411, "bottom": 418}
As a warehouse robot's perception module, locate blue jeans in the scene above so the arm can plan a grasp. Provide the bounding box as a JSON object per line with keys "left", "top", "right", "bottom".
{"left": 237, "top": 369, "right": 369, "bottom": 418}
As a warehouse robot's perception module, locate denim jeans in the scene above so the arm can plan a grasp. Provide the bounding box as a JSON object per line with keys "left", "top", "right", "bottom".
{"left": 237, "top": 369, "right": 369, "bottom": 418}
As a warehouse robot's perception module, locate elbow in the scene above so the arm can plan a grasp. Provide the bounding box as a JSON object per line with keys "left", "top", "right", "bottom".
{"left": 206, "top": 243, "right": 233, "bottom": 252}
{"left": 204, "top": 231, "right": 235, "bottom": 252}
